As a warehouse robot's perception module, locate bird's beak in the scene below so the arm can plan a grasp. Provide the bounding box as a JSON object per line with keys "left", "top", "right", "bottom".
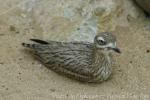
{"left": 112, "top": 47, "right": 121, "bottom": 53}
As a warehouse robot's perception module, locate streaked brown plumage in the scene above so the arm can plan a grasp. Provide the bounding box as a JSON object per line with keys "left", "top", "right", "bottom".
{"left": 22, "top": 32, "right": 121, "bottom": 82}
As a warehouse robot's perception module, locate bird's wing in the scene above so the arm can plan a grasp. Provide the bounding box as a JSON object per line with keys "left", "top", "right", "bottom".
{"left": 22, "top": 39, "right": 94, "bottom": 77}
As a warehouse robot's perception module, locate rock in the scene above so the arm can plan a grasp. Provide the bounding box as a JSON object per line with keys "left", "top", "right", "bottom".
{"left": 0, "top": 0, "right": 144, "bottom": 41}
{"left": 17, "top": 0, "right": 124, "bottom": 41}
{"left": 135, "top": 0, "right": 150, "bottom": 14}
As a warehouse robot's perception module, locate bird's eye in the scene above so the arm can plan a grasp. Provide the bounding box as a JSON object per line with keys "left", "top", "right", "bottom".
{"left": 97, "top": 39, "right": 106, "bottom": 45}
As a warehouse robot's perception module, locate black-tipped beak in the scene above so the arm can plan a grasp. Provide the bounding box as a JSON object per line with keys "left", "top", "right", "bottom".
{"left": 112, "top": 48, "right": 121, "bottom": 53}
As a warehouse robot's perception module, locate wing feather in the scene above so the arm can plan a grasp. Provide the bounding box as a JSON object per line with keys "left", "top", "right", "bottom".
{"left": 23, "top": 40, "right": 95, "bottom": 77}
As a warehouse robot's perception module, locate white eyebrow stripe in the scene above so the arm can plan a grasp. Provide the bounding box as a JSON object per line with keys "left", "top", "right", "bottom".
{"left": 97, "top": 37, "right": 104, "bottom": 41}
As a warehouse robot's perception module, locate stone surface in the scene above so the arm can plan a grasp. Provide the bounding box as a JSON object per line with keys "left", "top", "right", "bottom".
{"left": 0, "top": 0, "right": 150, "bottom": 100}
{"left": 135, "top": 0, "right": 150, "bottom": 14}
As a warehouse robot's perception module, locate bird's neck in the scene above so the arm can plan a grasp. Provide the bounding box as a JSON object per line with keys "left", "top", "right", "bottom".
{"left": 94, "top": 49, "right": 110, "bottom": 63}
{"left": 94, "top": 48, "right": 111, "bottom": 62}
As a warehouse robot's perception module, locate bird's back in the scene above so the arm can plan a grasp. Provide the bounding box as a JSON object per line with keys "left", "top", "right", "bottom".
{"left": 22, "top": 39, "right": 95, "bottom": 80}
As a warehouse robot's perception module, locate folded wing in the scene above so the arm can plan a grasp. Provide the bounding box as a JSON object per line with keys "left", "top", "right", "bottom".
{"left": 22, "top": 39, "right": 94, "bottom": 78}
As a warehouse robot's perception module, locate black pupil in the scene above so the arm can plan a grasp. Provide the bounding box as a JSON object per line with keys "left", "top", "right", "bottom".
{"left": 98, "top": 39, "right": 105, "bottom": 45}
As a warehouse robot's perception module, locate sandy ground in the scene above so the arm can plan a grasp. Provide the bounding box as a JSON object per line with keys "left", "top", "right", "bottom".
{"left": 0, "top": 1, "right": 150, "bottom": 100}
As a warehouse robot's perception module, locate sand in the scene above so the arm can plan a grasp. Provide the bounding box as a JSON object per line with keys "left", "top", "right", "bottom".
{"left": 0, "top": 1, "right": 150, "bottom": 100}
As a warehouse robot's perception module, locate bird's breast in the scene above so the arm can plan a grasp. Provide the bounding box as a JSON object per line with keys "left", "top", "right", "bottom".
{"left": 92, "top": 51, "right": 112, "bottom": 81}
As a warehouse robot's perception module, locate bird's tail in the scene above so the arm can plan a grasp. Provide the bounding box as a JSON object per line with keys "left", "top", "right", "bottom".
{"left": 22, "top": 43, "right": 40, "bottom": 49}
{"left": 22, "top": 39, "right": 49, "bottom": 49}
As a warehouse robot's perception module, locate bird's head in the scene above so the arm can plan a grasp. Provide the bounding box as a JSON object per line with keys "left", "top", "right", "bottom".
{"left": 94, "top": 32, "right": 121, "bottom": 53}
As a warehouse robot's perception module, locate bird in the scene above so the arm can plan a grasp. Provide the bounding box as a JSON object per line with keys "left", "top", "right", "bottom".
{"left": 22, "top": 32, "right": 121, "bottom": 83}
